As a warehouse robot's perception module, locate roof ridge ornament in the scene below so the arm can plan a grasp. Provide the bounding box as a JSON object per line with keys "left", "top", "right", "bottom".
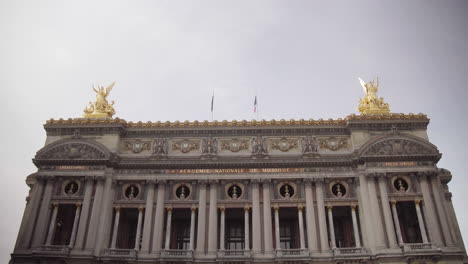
{"left": 357, "top": 77, "right": 390, "bottom": 114}
{"left": 83, "top": 82, "right": 116, "bottom": 118}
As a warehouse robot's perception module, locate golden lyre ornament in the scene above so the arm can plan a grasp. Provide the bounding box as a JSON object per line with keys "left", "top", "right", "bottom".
{"left": 357, "top": 77, "right": 390, "bottom": 114}
{"left": 83, "top": 82, "right": 116, "bottom": 118}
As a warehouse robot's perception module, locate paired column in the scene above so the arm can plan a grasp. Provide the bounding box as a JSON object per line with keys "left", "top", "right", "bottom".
{"left": 152, "top": 182, "right": 167, "bottom": 254}
{"left": 244, "top": 206, "right": 250, "bottom": 251}
{"left": 390, "top": 201, "right": 404, "bottom": 245}
{"left": 207, "top": 182, "right": 218, "bottom": 256}
{"left": 140, "top": 182, "right": 155, "bottom": 253}
{"left": 219, "top": 207, "right": 225, "bottom": 251}
{"left": 357, "top": 175, "right": 373, "bottom": 249}
{"left": 68, "top": 203, "right": 82, "bottom": 248}
{"left": 189, "top": 207, "right": 196, "bottom": 250}
{"left": 31, "top": 178, "right": 55, "bottom": 248}
{"left": 415, "top": 200, "right": 429, "bottom": 243}
{"left": 304, "top": 181, "right": 318, "bottom": 252}
{"left": 327, "top": 206, "right": 336, "bottom": 249}
{"left": 377, "top": 176, "right": 398, "bottom": 248}
{"left": 45, "top": 203, "right": 59, "bottom": 245}
{"left": 135, "top": 207, "right": 144, "bottom": 250}
{"left": 351, "top": 206, "right": 361, "bottom": 248}
{"left": 110, "top": 207, "right": 121, "bottom": 249}
{"left": 84, "top": 177, "right": 105, "bottom": 250}
{"left": 419, "top": 174, "right": 443, "bottom": 246}
{"left": 262, "top": 182, "right": 274, "bottom": 255}
{"left": 298, "top": 205, "right": 306, "bottom": 249}
{"left": 196, "top": 182, "right": 207, "bottom": 254}
{"left": 367, "top": 176, "right": 386, "bottom": 249}
{"left": 430, "top": 176, "right": 454, "bottom": 246}
{"left": 251, "top": 182, "right": 261, "bottom": 254}
{"left": 94, "top": 176, "right": 115, "bottom": 255}
{"left": 274, "top": 206, "right": 280, "bottom": 250}
{"left": 164, "top": 208, "right": 172, "bottom": 250}
{"left": 315, "top": 181, "right": 329, "bottom": 252}
{"left": 74, "top": 178, "right": 94, "bottom": 250}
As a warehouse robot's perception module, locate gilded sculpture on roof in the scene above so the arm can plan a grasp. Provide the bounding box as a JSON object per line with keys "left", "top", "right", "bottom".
{"left": 358, "top": 77, "right": 390, "bottom": 114}
{"left": 83, "top": 82, "right": 116, "bottom": 118}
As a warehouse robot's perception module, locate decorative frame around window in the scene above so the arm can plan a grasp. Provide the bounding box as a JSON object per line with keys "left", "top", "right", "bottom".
{"left": 122, "top": 183, "right": 141, "bottom": 200}
{"left": 277, "top": 182, "right": 296, "bottom": 199}
{"left": 174, "top": 183, "right": 192, "bottom": 200}
{"left": 225, "top": 183, "right": 244, "bottom": 200}
{"left": 63, "top": 180, "right": 80, "bottom": 196}
{"left": 329, "top": 181, "right": 348, "bottom": 198}
{"left": 391, "top": 175, "right": 411, "bottom": 193}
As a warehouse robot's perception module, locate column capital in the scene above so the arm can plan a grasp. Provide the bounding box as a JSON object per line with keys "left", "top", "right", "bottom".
{"left": 297, "top": 204, "right": 304, "bottom": 211}
{"left": 250, "top": 178, "right": 261, "bottom": 184}
{"left": 114, "top": 206, "right": 121, "bottom": 212}
{"left": 244, "top": 205, "right": 250, "bottom": 212}
{"left": 197, "top": 179, "right": 208, "bottom": 186}
{"left": 157, "top": 179, "right": 167, "bottom": 185}
{"left": 415, "top": 199, "right": 421, "bottom": 205}
{"left": 261, "top": 178, "right": 272, "bottom": 184}
{"left": 51, "top": 202, "right": 59, "bottom": 208}
{"left": 391, "top": 200, "right": 397, "bottom": 205}
{"left": 191, "top": 206, "right": 197, "bottom": 212}
{"left": 75, "top": 203, "right": 82, "bottom": 208}
{"left": 146, "top": 179, "right": 157, "bottom": 186}
{"left": 351, "top": 205, "right": 357, "bottom": 211}
{"left": 327, "top": 205, "right": 333, "bottom": 211}
{"left": 208, "top": 179, "right": 219, "bottom": 185}
{"left": 138, "top": 207, "right": 144, "bottom": 212}
{"left": 219, "top": 206, "right": 225, "bottom": 212}
{"left": 273, "top": 204, "right": 280, "bottom": 211}
{"left": 166, "top": 207, "right": 173, "bottom": 212}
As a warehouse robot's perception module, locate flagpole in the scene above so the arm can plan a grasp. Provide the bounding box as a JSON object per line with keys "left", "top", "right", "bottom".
{"left": 211, "top": 90, "right": 214, "bottom": 121}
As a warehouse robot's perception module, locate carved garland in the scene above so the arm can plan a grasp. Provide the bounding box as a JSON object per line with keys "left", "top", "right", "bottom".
{"left": 39, "top": 143, "right": 106, "bottom": 159}
{"left": 363, "top": 139, "right": 434, "bottom": 156}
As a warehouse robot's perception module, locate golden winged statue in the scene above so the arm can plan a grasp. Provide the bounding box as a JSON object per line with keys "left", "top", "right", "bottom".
{"left": 83, "top": 82, "right": 116, "bottom": 118}
{"left": 357, "top": 77, "right": 390, "bottom": 114}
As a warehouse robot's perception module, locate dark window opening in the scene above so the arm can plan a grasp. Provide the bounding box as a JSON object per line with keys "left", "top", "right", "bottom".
{"left": 331, "top": 206, "right": 356, "bottom": 248}
{"left": 278, "top": 208, "right": 299, "bottom": 249}
{"left": 396, "top": 201, "right": 422, "bottom": 243}
{"left": 52, "top": 204, "right": 76, "bottom": 245}
{"left": 225, "top": 208, "right": 245, "bottom": 250}
{"left": 170, "top": 209, "right": 191, "bottom": 249}
{"left": 115, "top": 208, "right": 139, "bottom": 249}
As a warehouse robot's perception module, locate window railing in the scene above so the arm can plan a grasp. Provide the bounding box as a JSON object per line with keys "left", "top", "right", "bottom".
{"left": 403, "top": 243, "right": 434, "bottom": 251}
{"left": 275, "top": 248, "right": 309, "bottom": 257}
{"left": 218, "top": 249, "right": 251, "bottom": 258}
{"left": 333, "top": 247, "right": 368, "bottom": 255}
{"left": 36, "top": 245, "right": 70, "bottom": 255}
{"left": 160, "top": 249, "right": 194, "bottom": 257}
{"left": 107, "top": 248, "right": 136, "bottom": 257}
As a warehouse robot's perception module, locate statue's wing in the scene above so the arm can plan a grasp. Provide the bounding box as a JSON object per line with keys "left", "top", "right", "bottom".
{"left": 92, "top": 85, "right": 98, "bottom": 93}
{"left": 105, "top": 81, "right": 115, "bottom": 95}
{"left": 358, "top": 77, "right": 367, "bottom": 93}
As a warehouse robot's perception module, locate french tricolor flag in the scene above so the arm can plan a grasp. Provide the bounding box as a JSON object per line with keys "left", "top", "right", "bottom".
{"left": 254, "top": 96, "right": 257, "bottom": 113}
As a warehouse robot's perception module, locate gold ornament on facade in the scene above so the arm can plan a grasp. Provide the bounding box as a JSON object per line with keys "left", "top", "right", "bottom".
{"left": 83, "top": 82, "right": 116, "bottom": 118}
{"left": 357, "top": 77, "right": 390, "bottom": 114}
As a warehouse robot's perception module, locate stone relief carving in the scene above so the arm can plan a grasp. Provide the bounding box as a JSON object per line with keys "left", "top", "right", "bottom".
{"left": 125, "top": 140, "right": 151, "bottom": 153}
{"left": 319, "top": 137, "right": 348, "bottom": 151}
{"left": 201, "top": 137, "right": 218, "bottom": 156}
{"left": 172, "top": 139, "right": 200, "bottom": 153}
{"left": 364, "top": 139, "right": 433, "bottom": 156}
{"left": 252, "top": 136, "right": 268, "bottom": 156}
{"left": 152, "top": 138, "right": 169, "bottom": 157}
{"left": 301, "top": 135, "right": 319, "bottom": 155}
{"left": 270, "top": 137, "right": 298, "bottom": 152}
{"left": 39, "top": 143, "right": 106, "bottom": 159}
{"left": 220, "top": 138, "right": 249, "bottom": 152}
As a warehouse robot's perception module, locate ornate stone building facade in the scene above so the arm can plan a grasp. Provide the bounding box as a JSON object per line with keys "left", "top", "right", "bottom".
{"left": 10, "top": 113, "right": 468, "bottom": 264}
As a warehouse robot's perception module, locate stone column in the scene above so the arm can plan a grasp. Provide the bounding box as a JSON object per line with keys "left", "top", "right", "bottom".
{"left": 244, "top": 206, "right": 250, "bottom": 250}
{"left": 357, "top": 175, "right": 373, "bottom": 249}
{"left": 135, "top": 207, "right": 144, "bottom": 250}
{"left": 304, "top": 181, "right": 318, "bottom": 252}
{"left": 110, "top": 207, "right": 121, "bottom": 249}
{"left": 84, "top": 177, "right": 105, "bottom": 250}
{"left": 94, "top": 176, "right": 115, "bottom": 255}
{"left": 17, "top": 178, "right": 45, "bottom": 249}
{"left": 207, "top": 182, "right": 218, "bottom": 256}
{"left": 415, "top": 200, "right": 429, "bottom": 243}
{"left": 315, "top": 181, "right": 329, "bottom": 252}
{"left": 274, "top": 205, "right": 281, "bottom": 250}
{"left": 152, "top": 182, "right": 166, "bottom": 254}
{"left": 367, "top": 176, "right": 386, "bottom": 249}
{"left": 351, "top": 205, "right": 361, "bottom": 248}
{"left": 140, "top": 182, "right": 155, "bottom": 253}
{"left": 31, "top": 178, "right": 55, "bottom": 248}
{"left": 419, "top": 173, "right": 443, "bottom": 246}
{"left": 68, "top": 203, "right": 81, "bottom": 248}
{"left": 298, "top": 205, "right": 306, "bottom": 249}
{"left": 189, "top": 206, "right": 196, "bottom": 251}
{"left": 430, "top": 176, "right": 454, "bottom": 246}
{"left": 251, "top": 181, "right": 261, "bottom": 255}
{"left": 327, "top": 206, "right": 336, "bottom": 249}
{"left": 378, "top": 176, "right": 398, "bottom": 248}
{"left": 164, "top": 208, "right": 172, "bottom": 250}
{"left": 45, "top": 203, "right": 59, "bottom": 245}
{"left": 219, "top": 207, "right": 225, "bottom": 251}
{"left": 391, "top": 201, "right": 404, "bottom": 245}
{"left": 196, "top": 182, "right": 207, "bottom": 255}
{"left": 262, "top": 182, "right": 274, "bottom": 255}
{"left": 74, "top": 178, "right": 93, "bottom": 250}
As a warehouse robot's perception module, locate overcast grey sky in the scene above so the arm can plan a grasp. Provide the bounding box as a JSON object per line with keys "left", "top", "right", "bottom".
{"left": 1, "top": 0, "right": 467, "bottom": 262}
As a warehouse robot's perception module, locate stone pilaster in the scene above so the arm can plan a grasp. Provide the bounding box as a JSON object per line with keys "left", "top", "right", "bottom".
{"left": 31, "top": 178, "right": 55, "bottom": 248}
{"left": 315, "top": 180, "right": 329, "bottom": 252}
{"left": 304, "top": 180, "right": 318, "bottom": 252}
{"left": 377, "top": 175, "right": 398, "bottom": 248}
{"left": 207, "top": 181, "right": 218, "bottom": 257}
{"left": 74, "top": 178, "right": 94, "bottom": 250}
{"left": 251, "top": 181, "right": 261, "bottom": 255}
{"left": 152, "top": 181, "right": 166, "bottom": 254}
{"left": 262, "top": 181, "right": 274, "bottom": 256}
{"left": 196, "top": 181, "right": 207, "bottom": 255}
{"left": 140, "top": 181, "right": 155, "bottom": 253}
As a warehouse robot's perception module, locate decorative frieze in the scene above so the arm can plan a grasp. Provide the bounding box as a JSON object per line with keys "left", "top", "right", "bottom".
{"left": 220, "top": 138, "right": 249, "bottom": 152}
{"left": 172, "top": 139, "right": 200, "bottom": 153}
{"left": 319, "top": 137, "right": 348, "bottom": 151}
{"left": 270, "top": 137, "right": 298, "bottom": 152}
{"left": 125, "top": 140, "right": 151, "bottom": 153}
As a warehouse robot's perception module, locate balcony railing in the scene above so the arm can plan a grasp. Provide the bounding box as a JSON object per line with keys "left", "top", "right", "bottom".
{"left": 333, "top": 247, "right": 368, "bottom": 256}
{"left": 106, "top": 248, "right": 136, "bottom": 257}
{"left": 218, "top": 249, "right": 251, "bottom": 258}
{"left": 275, "top": 248, "right": 309, "bottom": 257}
{"left": 403, "top": 243, "right": 435, "bottom": 251}
{"left": 35, "top": 245, "right": 70, "bottom": 255}
{"left": 160, "top": 249, "right": 194, "bottom": 258}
